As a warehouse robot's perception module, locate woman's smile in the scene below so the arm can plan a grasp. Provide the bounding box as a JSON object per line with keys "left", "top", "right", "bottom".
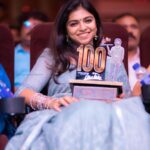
{"left": 66, "top": 6, "right": 97, "bottom": 45}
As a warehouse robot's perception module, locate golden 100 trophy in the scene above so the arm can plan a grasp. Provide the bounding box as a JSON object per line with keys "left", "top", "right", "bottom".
{"left": 70, "top": 39, "right": 123, "bottom": 101}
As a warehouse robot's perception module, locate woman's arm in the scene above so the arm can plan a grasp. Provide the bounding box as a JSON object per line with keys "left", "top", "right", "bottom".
{"left": 19, "top": 88, "right": 78, "bottom": 111}
{"left": 15, "top": 48, "right": 78, "bottom": 111}
{"left": 15, "top": 48, "right": 52, "bottom": 96}
{"left": 15, "top": 48, "right": 52, "bottom": 108}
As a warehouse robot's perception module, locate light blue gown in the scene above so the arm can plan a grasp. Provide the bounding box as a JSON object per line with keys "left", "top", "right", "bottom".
{"left": 6, "top": 49, "right": 150, "bottom": 150}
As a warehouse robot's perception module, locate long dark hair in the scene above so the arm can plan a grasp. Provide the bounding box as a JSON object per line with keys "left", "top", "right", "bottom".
{"left": 50, "top": 0, "right": 102, "bottom": 80}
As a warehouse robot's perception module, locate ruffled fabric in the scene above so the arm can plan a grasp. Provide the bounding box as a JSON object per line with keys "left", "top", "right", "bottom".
{"left": 6, "top": 97, "right": 150, "bottom": 150}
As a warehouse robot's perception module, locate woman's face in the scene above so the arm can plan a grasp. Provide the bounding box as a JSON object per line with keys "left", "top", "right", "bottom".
{"left": 66, "top": 6, "right": 97, "bottom": 45}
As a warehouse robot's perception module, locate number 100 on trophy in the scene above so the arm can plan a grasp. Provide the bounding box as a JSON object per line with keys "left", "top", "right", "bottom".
{"left": 76, "top": 45, "right": 107, "bottom": 80}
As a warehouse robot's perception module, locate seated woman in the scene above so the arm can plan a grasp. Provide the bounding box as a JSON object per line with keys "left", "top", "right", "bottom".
{"left": 0, "top": 64, "right": 15, "bottom": 139}
{"left": 6, "top": 0, "right": 150, "bottom": 149}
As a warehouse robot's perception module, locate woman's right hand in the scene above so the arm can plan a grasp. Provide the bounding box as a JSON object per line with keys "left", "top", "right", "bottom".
{"left": 132, "top": 81, "right": 141, "bottom": 96}
{"left": 45, "top": 96, "right": 79, "bottom": 112}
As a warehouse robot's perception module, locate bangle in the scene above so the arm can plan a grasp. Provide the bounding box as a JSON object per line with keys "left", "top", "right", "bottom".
{"left": 30, "top": 93, "right": 49, "bottom": 110}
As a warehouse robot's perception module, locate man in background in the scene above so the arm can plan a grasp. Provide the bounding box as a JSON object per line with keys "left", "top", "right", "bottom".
{"left": 14, "top": 11, "right": 49, "bottom": 90}
{"left": 112, "top": 13, "right": 141, "bottom": 90}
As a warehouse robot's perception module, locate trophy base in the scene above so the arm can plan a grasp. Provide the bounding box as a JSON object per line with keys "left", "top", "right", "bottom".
{"left": 70, "top": 79, "right": 123, "bottom": 101}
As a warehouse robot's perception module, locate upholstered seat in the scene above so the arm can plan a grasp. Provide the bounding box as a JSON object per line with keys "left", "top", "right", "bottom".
{"left": 139, "top": 26, "right": 150, "bottom": 113}
{"left": 140, "top": 26, "right": 150, "bottom": 68}
{"left": 30, "top": 22, "right": 53, "bottom": 69}
{"left": 0, "top": 24, "right": 15, "bottom": 91}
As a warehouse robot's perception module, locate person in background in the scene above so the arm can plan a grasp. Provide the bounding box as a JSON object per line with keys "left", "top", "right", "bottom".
{"left": 0, "top": 64, "right": 15, "bottom": 139}
{"left": 112, "top": 13, "right": 150, "bottom": 97}
{"left": 6, "top": 0, "right": 150, "bottom": 149}
{"left": 112, "top": 13, "right": 142, "bottom": 92}
{"left": 14, "top": 11, "right": 49, "bottom": 90}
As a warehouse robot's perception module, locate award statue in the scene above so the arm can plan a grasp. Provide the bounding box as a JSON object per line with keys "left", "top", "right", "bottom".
{"left": 70, "top": 39, "right": 123, "bottom": 101}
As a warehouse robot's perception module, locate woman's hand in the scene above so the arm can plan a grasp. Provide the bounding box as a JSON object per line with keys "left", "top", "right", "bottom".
{"left": 113, "top": 93, "right": 125, "bottom": 101}
{"left": 132, "top": 81, "right": 141, "bottom": 96}
{"left": 45, "top": 96, "right": 79, "bottom": 112}
{"left": 105, "top": 93, "right": 125, "bottom": 103}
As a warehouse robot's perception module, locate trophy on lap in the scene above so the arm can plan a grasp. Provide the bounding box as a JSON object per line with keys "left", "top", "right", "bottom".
{"left": 70, "top": 38, "right": 123, "bottom": 101}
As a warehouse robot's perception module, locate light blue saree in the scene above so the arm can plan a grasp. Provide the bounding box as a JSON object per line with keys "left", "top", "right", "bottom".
{"left": 6, "top": 58, "right": 150, "bottom": 150}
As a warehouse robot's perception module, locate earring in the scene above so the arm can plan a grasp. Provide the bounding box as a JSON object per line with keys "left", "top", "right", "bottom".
{"left": 94, "top": 35, "right": 98, "bottom": 41}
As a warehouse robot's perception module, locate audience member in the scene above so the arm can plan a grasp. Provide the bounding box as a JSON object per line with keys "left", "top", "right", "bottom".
{"left": 14, "top": 11, "right": 49, "bottom": 90}
{"left": 112, "top": 13, "right": 141, "bottom": 91}
{"left": 6, "top": 0, "right": 150, "bottom": 149}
